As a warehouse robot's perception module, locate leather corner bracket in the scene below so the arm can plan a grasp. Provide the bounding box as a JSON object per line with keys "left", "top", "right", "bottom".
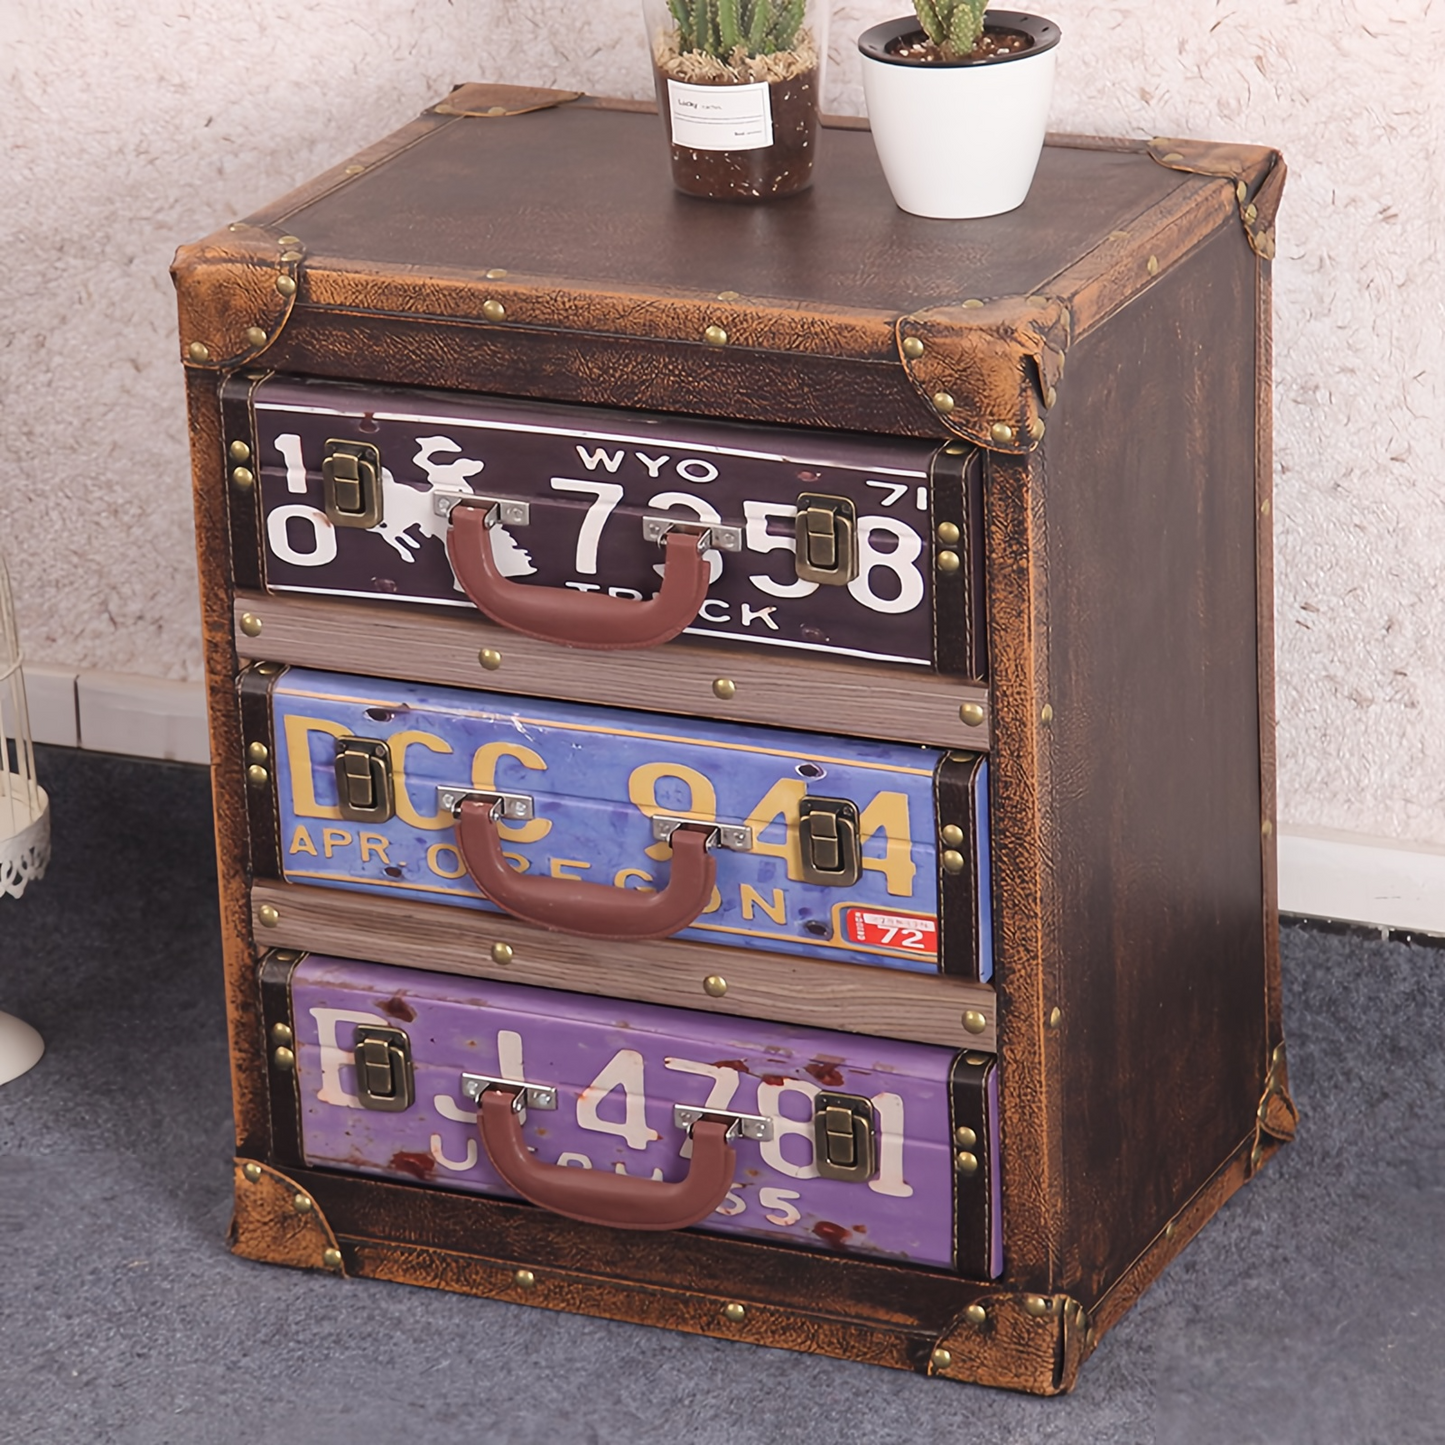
{"left": 1148, "top": 137, "right": 1285, "bottom": 261}
{"left": 431, "top": 83, "right": 585, "bottom": 118}
{"left": 929, "top": 1291, "right": 1092, "bottom": 1396}
{"left": 897, "top": 296, "right": 1071, "bottom": 453}
{"left": 1249, "top": 1039, "right": 1298, "bottom": 1174}
{"left": 230, "top": 1158, "right": 346, "bottom": 1276}
{"left": 173, "top": 229, "right": 303, "bottom": 370}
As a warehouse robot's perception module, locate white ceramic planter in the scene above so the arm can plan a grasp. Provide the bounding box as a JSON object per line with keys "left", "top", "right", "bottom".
{"left": 859, "top": 12, "right": 1060, "bottom": 219}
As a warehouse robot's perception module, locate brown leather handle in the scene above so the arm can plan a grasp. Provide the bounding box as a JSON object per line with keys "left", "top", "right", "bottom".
{"left": 478, "top": 1088, "right": 736, "bottom": 1231}
{"left": 446, "top": 507, "right": 711, "bottom": 650}
{"left": 456, "top": 800, "right": 717, "bottom": 939}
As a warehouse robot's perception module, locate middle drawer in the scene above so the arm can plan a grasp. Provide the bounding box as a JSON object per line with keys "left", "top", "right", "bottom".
{"left": 245, "top": 665, "right": 993, "bottom": 980}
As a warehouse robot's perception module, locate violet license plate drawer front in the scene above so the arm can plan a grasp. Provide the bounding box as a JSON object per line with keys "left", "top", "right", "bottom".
{"left": 241, "top": 375, "right": 983, "bottom": 675}
{"left": 287, "top": 953, "right": 1002, "bottom": 1276}
{"left": 265, "top": 666, "right": 993, "bottom": 978}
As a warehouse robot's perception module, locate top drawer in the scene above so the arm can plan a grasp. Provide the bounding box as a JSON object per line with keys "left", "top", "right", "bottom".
{"left": 225, "top": 375, "right": 985, "bottom": 679}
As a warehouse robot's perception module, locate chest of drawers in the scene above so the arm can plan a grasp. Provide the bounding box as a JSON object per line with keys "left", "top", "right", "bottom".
{"left": 174, "top": 85, "right": 1293, "bottom": 1394}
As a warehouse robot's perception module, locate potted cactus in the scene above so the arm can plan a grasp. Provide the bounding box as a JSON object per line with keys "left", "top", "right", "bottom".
{"left": 643, "top": 0, "right": 829, "bottom": 201}
{"left": 859, "top": 5, "right": 1061, "bottom": 218}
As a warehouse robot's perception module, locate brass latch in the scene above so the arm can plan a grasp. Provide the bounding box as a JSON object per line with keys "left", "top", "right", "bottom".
{"left": 353, "top": 1025, "right": 414, "bottom": 1112}
{"left": 334, "top": 737, "right": 394, "bottom": 823}
{"left": 812, "top": 1092, "right": 877, "bottom": 1182}
{"left": 794, "top": 494, "right": 858, "bottom": 586}
{"left": 322, "top": 439, "right": 383, "bottom": 529}
{"left": 798, "top": 798, "right": 861, "bottom": 887}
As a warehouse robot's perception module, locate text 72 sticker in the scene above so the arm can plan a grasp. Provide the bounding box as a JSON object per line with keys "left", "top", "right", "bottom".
{"left": 844, "top": 909, "right": 938, "bottom": 956}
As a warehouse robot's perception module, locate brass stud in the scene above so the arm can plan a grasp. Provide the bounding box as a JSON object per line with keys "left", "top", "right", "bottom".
{"left": 323, "top": 1247, "right": 343, "bottom": 1269}
{"left": 273, "top": 1046, "right": 296, "bottom": 1071}
{"left": 941, "top": 849, "right": 965, "bottom": 875}
{"left": 239, "top": 612, "right": 263, "bottom": 638}
{"left": 1262, "top": 819, "right": 1274, "bottom": 837}
{"left": 936, "top": 550, "right": 961, "bottom": 574}
{"left": 247, "top": 764, "right": 269, "bottom": 789}
{"left": 930, "top": 1347, "right": 952, "bottom": 1370}
{"left": 1027, "top": 417, "right": 1046, "bottom": 442}
{"left": 188, "top": 342, "right": 212, "bottom": 363}
{"left": 963, "top": 1051, "right": 989, "bottom": 1066}
{"left": 1048, "top": 1006, "right": 1062, "bottom": 1029}
{"left": 989, "top": 422, "right": 1014, "bottom": 445}
{"left": 1244, "top": 203, "right": 1258, "bottom": 224}
{"left": 270, "top": 1022, "right": 293, "bottom": 1046}
{"left": 1024, "top": 1296, "right": 1051, "bottom": 1318}
{"left": 962, "top": 1009, "right": 987, "bottom": 1036}
{"left": 712, "top": 678, "right": 736, "bottom": 700}
{"left": 1262, "top": 498, "right": 1272, "bottom": 516}
{"left": 1165, "top": 1220, "right": 1177, "bottom": 1241}
{"left": 940, "top": 824, "right": 965, "bottom": 848}
{"left": 935, "top": 521, "right": 960, "bottom": 545}
{"left": 955, "top": 1151, "right": 979, "bottom": 1175}
{"left": 722, "top": 1302, "right": 747, "bottom": 1323}
{"left": 491, "top": 942, "right": 514, "bottom": 966}
{"left": 247, "top": 741, "right": 269, "bottom": 764}
{"left": 258, "top": 904, "right": 280, "bottom": 928}
{"left": 1236, "top": 180, "right": 1249, "bottom": 202}
{"left": 965, "top": 1303, "right": 987, "bottom": 1326}
{"left": 485, "top": 268, "right": 509, "bottom": 279}
{"left": 1045, "top": 385, "right": 1058, "bottom": 409}
{"left": 954, "top": 1126, "right": 977, "bottom": 1148}
{"left": 293, "top": 1193, "right": 313, "bottom": 1215}
{"left": 944, "top": 442, "right": 967, "bottom": 455}
{"left": 231, "top": 466, "right": 255, "bottom": 491}
{"left": 932, "top": 391, "right": 956, "bottom": 415}
{"left": 962, "top": 298, "right": 984, "bottom": 309}
{"left": 703, "top": 975, "right": 728, "bottom": 998}
{"left": 902, "top": 336, "right": 925, "bottom": 360}
{"left": 958, "top": 702, "right": 985, "bottom": 728}
{"left": 1162, "top": 150, "right": 1184, "bottom": 163}
{"left": 478, "top": 647, "right": 503, "bottom": 671}
{"left": 1086, "top": 1325, "right": 1097, "bottom": 1348}
{"left": 1026, "top": 294, "right": 1048, "bottom": 306}
{"left": 1147, "top": 255, "right": 1160, "bottom": 276}
{"left": 277, "top": 235, "right": 301, "bottom": 247}
{"left": 513, "top": 1268, "right": 537, "bottom": 1289}
{"left": 242, "top": 1162, "right": 263, "bottom": 1183}
{"left": 483, "top": 299, "right": 507, "bottom": 322}
{"left": 1041, "top": 703, "right": 1054, "bottom": 726}
{"left": 486, "top": 106, "right": 508, "bottom": 116}
{"left": 704, "top": 324, "right": 729, "bottom": 347}
{"left": 1109, "top": 229, "right": 1130, "bottom": 240}
{"left": 275, "top": 275, "right": 297, "bottom": 298}
{"left": 229, "top": 440, "right": 252, "bottom": 463}
{"left": 345, "top": 164, "right": 366, "bottom": 174}
{"left": 717, "top": 290, "right": 740, "bottom": 301}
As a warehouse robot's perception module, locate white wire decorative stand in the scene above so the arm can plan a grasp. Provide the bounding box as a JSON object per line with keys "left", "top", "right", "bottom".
{"left": 1, "top": 549, "right": 48, "bottom": 1085}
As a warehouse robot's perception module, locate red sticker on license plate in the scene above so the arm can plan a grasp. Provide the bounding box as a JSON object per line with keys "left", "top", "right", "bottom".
{"left": 844, "top": 909, "right": 939, "bottom": 955}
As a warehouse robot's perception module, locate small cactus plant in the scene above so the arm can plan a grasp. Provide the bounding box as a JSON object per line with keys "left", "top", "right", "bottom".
{"left": 914, "top": 0, "right": 990, "bottom": 59}
{"left": 666, "top": 0, "right": 807, "bottom": 60}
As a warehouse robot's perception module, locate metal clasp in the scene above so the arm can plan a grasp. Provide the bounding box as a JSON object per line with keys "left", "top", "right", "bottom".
{"left": 672, "top": 1104, "right": 775, "bottom": 1143}
{"left": 334, "top": 737, "right": 395, "bottom": 824}
{"left": 797, "top": 797, "right": 861, "bottom": 887}
{"left": 322, "top": 440, "right": 384, "bottom": 529}
{"left": 353, "top": 1025, "right": 414, "bottom": 1112}
{"left": 794, "top": 494, "right": 858, "bottom": 586}
{"left": 432, "top": 493, "right": 531, "bottom": 527}
{"left": 641, "top": 516, "right": 742, "bottom": 552}
{"left": 650, "top": 815, "right": 754, "bottom": 852}
{"left": 461, "top": 1073, "right": 558, "bottom": 1115}
{"left": 436, "top": 787, "right": 535, "bottom": 822}
{"left": 812, "top": 1092, "right": 877, "bottom": 1182}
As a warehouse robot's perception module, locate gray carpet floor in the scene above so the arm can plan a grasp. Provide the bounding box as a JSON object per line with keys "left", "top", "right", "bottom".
{"left": 0, "top": 745, "right": 1441, "bottom": 1445}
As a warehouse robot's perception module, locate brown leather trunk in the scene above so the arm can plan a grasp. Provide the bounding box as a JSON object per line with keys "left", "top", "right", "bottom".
{"left": 175, "top": 85, "right": 1292, "bottom": 1396}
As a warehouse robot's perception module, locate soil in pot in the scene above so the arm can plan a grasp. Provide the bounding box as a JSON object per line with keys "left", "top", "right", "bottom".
{"left": 888, "top": 26, "right": 1035, "bottom": 62}
{"left": 652, "top": 32, "right": 821, "bottom": 201}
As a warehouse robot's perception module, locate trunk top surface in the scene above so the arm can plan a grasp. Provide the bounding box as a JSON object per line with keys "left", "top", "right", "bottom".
{"left": 236, "top": 108, "right": 1190, "bottom": 315}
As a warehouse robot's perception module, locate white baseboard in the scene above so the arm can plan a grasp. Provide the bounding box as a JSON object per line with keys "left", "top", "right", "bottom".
{"left": 1277, "top": 827, "right": 1445, "bottom": 937}
{"left": 13, "top": 669, "right": 1445, "bottom": 936}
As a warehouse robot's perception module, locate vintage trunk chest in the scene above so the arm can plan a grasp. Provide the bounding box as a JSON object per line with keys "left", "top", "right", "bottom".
{"left": 174, "top": 84, "right": 1293, "bottom": 1395}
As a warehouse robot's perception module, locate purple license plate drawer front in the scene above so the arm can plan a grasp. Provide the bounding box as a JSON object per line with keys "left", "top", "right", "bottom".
{"left": 289, "top": 953, "right": 1002, "bottom": 1276}
{"left": 268, "top": 667, "right": 993, "bottom": 978}
{"left": 249, "top": 375, "right": 979, "bottom": 672}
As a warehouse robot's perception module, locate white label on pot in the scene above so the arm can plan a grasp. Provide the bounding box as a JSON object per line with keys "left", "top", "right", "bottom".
{"left": 667, "top": 79, "right": 773, "bottom": 151}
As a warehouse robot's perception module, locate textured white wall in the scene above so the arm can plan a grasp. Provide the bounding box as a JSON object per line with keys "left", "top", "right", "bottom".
{"left": 1, "top": 0, "right": 1442, "bottom": 845}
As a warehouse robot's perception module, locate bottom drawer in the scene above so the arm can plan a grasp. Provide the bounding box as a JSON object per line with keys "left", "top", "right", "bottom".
{"left": 268, "top": 952, "right": 1002, "bottom": 1277}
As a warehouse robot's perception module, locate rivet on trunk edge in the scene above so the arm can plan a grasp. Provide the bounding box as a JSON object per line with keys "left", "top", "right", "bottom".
{"left": 703, "top": 975, "right": 728, "bottom": 998}
{"left": 1162, "top": 151, "right": 1184, "bottom": 163}
{"left": 245, "top": 327, "right": 268, "bottom": 348}
{"left": 229, "top": 440, "right": 251, "bottom": 463}
{"left": 1024, "top": 1296, "right": 1049, "bottom": 1317}
{"left": 932, "top": 392, "right": 956, "bottom": 415}
{"left": 930, "top": 1347, "right": 952, "bottom": 1370}
{"left": 902, "top": 336, "right": 925, "bottom": 359}
{"left": 1048, "top": 1006, "right": 1062, "bottom": 1029}
{"left": 723, "top": 1302, "right": 747, "bottom": 1322}
{"left": 240, "top": 612, "right": 263, "bottom": 637}
{"left": 955, "top": 1151, "right": 979, "bottom": 1175}
{"left": 936, "top": 550, "right": 961, "bottom": 573}
{"left": 712, "top": 678, "right": 736, "bottom": 700}
{"left": 513, "top": 1269, "right": 537, "bottom": 1289}
{"left": 485, "top": 268, "right": 509, "bottom": 280}
{"left": 954, "top": 1127, "right": 976, "bottom": 1148}
{"left": 479, "top": 648, "right": 503, "bottom": 671}
{"left": 962, "top": 1010, "right": 987, "bottom": 1035}
{"left": 248, "top": 742, "right": 269, "bottom": 764}
{"left": 1147, "top": 255, "right": 1160, "bottom": 276}
{"left": 323, "top": 1248, "right": 343, "bottom": 1269}
{"left": 242, "top": 1162, "right": 263, "bottom": 1183}
{"left": 959, "top": 702, "right": 984, "bottom": 727}
{"left": 273, "top": 1047, "right": 295, "bottom": 1071}
{"left": 232, "top": 467, "right": 255, "bottom": 490}
{"left": 275, "top": 276, "right": 297, "bottom": 297}
{"left": 962, "top": 298, "right": 983, "bottom": 309}
{"left": 270, "top": 1022, "right": 293, "bottom": 1046}
{"left": 990, "top": 422, "right": 1014, "bottom": 444}
{"left": 247, "top": 765, "right": 269, "bottom": 789}
{"left": 941, "top": 850, "right": 965, "bottom": 875}
{"left": 483, "top": 300, "right": 506, "bottom": 322}
{"left": 965, "top": 1304, "right": 987, "bottom": 1325}
{"left": 1041, "top": 704, "right": 1054, "bottom": 725}
{"left": 278, "top": 235, "right": 301, "bottom": 247}
{"left": 258, "top": 904, "right": 280, "bottom": 927}
{"left": 1262, "top": 819, "right": 1273, "bottom": 837}
{"left": 293, "top": 1194, "right": 313, "bottom": 1215}
{"left": 280, "top": 251, "right": 303, "bottom": 263}
{"left": 935, "top": 521, "right": 959, "bottom": 545}
{"left": 491, "top": 942, "right": 514, "bottom": 965}
{"left": 940, "top": 824, "right": 965, "bottom": 847}
{"left": 704, "top": 325, "right": 729, "bottom": 347}
{"left": 187, "top": 342, "right": 210, "bottom": 362}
